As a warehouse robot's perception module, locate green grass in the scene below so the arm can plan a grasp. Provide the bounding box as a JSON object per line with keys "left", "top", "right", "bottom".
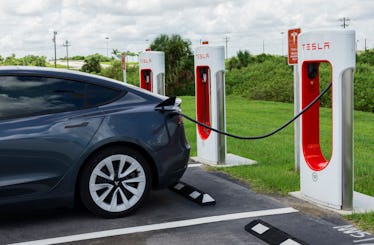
{"left": 46, "top": 63, "right": 68, "bottom": 69}
{"left": 346, "top": 212, "right": 374, "bottom": 234}
{"left": 180, "top": 95, "right": 374, "bottom": 232}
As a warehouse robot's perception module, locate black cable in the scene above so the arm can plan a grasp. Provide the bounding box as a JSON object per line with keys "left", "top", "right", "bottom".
{"left": 179, "top": 82, "right": 332, "bottom": 140}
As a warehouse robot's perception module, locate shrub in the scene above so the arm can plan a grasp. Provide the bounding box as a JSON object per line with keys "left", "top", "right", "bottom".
{"left": 226, "top": 52, "right": 373, "bottom": 112}
{"left": 0, "top": 54, "right": 47, "bottom": 66}
{"left": 81, "top": 54, "right": 102, "bottom": 74}
{"left": 100, "top": 60, "right": 139, "bottom": 86}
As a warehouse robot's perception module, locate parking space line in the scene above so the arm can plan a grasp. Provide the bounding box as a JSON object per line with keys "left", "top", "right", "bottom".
{"left": 9, "top": 207, "right": 298, "bottom": 245}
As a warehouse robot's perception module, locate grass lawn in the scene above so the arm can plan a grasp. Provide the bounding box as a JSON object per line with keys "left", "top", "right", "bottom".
{"left": 46, "top": 63, "right": 68, "bottom": 69}
{"left": 180, "top": 95, "right": 374, "bottom": 233}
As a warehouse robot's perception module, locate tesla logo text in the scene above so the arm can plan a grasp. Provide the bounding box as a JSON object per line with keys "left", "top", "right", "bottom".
{"left": 140, "top": 58, "right": 152, "bottom": 64}
{"left": 301, "top": 41, "right": 330, "bottom": 51}
{"left": 196, "top": 53, "right": 209, "bottom": 60}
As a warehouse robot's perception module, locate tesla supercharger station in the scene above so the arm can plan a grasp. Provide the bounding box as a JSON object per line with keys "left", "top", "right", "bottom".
{"left": 195, "top": 45, "right": 226, "bottom": 164}
{"left": 139, "top": 51, "right": 165, "bottom": 95}
{"left": 193, "top": 44, "right": 256, "bottom": 166}
{"left": 297, "top": 30, "right": 356, "bottom": 210}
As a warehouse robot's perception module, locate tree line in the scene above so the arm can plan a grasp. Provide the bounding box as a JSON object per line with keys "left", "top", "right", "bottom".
{"left": 1, "top": 35, "right": 373, "bottom": 112}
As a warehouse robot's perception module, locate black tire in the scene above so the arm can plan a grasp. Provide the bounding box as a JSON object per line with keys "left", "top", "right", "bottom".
{"left": 79, "top": 146, "right": 152, "bottom": 218}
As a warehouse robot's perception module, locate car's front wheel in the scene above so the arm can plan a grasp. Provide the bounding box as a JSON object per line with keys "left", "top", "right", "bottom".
{"left": 80, "top": 146, "right": 151, "bottom": 218}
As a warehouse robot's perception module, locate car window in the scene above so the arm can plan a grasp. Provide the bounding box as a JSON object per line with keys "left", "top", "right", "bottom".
{"left": 0, "top": 75, "right": 122, "bottom": 119}
{"left": 86, "top": 83, "right": 121, "bottom": 107}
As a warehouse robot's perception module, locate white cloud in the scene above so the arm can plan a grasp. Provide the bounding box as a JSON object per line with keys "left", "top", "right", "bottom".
{"left": 0, "top": 0, "right": 55, "bottom": 16}
{"left": 0, "top": 0, "right": 373, "bottom": 58}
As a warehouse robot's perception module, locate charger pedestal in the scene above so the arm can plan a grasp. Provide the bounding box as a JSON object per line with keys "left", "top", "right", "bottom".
{"left": 291, "top": 29, "right": 374, "bottom": 212}
{"left": 139, "top": 50, "right": 165, "bottom": 95}
{"left": 290, "top": 191, "right": 374, "bottom": 214}
{"left": 193, "top": 44, "right": 256, "bottom": 167}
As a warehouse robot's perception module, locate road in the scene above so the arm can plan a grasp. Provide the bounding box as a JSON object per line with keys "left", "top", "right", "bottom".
{"left": 0, "top": 163, "right": 373, "bottom": 245}
{"left": 51, "top": 60, "right": 110, "bottom": 69}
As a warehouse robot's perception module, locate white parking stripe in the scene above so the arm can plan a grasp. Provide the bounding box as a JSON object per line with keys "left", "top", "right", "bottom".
{"left": 9, "top": 207, "right": 298, "bottom": 245}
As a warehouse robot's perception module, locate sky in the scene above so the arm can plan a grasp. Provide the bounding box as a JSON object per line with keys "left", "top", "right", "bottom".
{"left": 0, "top": 0, "right": 373, "bottom": 60}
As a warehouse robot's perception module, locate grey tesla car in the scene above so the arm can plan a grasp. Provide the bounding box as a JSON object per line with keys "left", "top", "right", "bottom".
{"left": 0, "top": 66, "right": 190, "bottom": 218}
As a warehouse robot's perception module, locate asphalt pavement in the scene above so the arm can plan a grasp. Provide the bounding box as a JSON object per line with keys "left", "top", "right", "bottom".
{"left": 0, "top": 163, "right": 373, "bottom": 245}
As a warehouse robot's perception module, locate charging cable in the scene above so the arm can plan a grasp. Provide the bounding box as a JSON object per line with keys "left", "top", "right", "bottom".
{"left": 179, "top": 82, "right": 332, "bottom": 140}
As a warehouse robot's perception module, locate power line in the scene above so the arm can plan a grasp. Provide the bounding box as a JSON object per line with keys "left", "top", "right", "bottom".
{"left": 339, "top": 17, "right": 350, "bottom": 29}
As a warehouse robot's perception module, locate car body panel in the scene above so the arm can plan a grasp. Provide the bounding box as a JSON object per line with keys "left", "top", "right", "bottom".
{"left": 0, "top": 108, "right": 104, "bottom": 204}
{"left": 0, "top": 67, "right": 190, "bottom": 210}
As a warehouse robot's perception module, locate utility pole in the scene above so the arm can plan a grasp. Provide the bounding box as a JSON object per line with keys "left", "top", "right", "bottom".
{"left": 52, "top": 31, "right": 58, "bottom": 68}
{"left": 262, "top": 40, "right": 265, "bottom": 53}
{"left": 339, "top": 17, "right": 350, "bottom": 28}
{"left": 224, "top": 36, "right": 229, "bottom": 59}
{"left": 63, "top": 40, "right": 71, "bottom": 69}
{"left": 365, "top": 39, "right": 367, "bottom": 51}
{"left": 280, "top": 31, "right": 285, "bottom": 56}
{"left": 105, "top": 37, "right": 110, "bottom": 57}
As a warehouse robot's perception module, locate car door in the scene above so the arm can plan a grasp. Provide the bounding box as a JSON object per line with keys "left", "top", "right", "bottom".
{"left": 0, "top": 75, "right": 106, "bottom": 202}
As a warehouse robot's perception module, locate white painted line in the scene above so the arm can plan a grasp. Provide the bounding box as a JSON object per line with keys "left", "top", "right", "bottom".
{"left": 188, "top": 163, "right": 203, "bottom": 168}
{"left": 251, "top": 223, "right": 270, "bottom": 234}
{"left": 354, "top": 237, "right": 374, "bottom": 243}
{"left": 280, "top": 238, "right": 302, "bottom": 245}
{"left": 9, "top": 207, "right": 298, "bottom": 245}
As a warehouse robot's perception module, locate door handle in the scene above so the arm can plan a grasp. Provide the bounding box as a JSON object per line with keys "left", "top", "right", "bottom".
{"left": 64, "top": 122, "right": 89, "bottom": 129}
